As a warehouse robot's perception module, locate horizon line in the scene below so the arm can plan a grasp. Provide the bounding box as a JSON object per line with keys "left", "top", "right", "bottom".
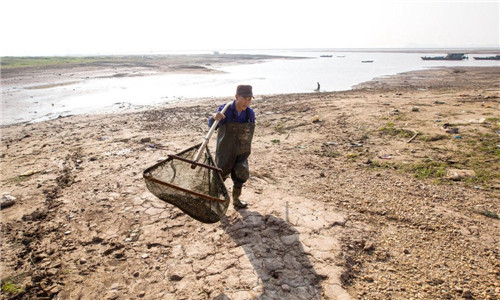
{"left": 2, "top": 46, "right": 500, "bottom": 58}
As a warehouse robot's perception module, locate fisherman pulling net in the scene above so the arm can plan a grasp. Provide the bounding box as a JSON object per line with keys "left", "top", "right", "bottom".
{"left": 144, "top": 85, "right": 255, "bottom": 223}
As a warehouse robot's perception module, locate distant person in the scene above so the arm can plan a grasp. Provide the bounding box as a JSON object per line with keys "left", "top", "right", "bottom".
{"left": 315, "top": 82, "right": 320, "bottom": 92}
{"left": 208, "top": 85, "right": 255, "bottom": 209}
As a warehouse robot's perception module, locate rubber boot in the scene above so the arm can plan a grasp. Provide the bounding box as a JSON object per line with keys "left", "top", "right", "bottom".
{"left": 232, "top": 187, "right": 247, "bottom": 209}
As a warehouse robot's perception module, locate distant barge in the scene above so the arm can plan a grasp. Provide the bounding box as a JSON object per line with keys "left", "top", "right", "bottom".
{"left": 421, "top": 53, "right": 468, "bottom": 61}
{"left": 473, "top": 55, "right": 500, "bottom": 60}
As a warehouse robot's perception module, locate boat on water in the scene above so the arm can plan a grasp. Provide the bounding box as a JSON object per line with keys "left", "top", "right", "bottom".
{"left": 361, "top": 60, "right": 374, "bottom": 63}
{"left": 320, "top": 55, "right": 333, "bottom": 58}
{"left": 473, "top": 55, "right": 500, "bottom": 60}
{"left": 421, "top": 53, "right": 468, "bottom": 60}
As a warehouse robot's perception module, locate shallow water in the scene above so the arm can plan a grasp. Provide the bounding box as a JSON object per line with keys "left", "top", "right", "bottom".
{"left": 2, "top": 50, "right": 499, "bottom": 125}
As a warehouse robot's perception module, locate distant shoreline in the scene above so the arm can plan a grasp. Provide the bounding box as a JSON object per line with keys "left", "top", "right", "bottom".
{"left": 2, "top": 52, "right": 499, "bottom": 126}
{"left": 2, "top": 47, "right": 500, "bottom": 58}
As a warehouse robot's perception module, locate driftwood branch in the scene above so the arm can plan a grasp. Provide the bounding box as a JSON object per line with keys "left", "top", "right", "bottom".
{"left": 407, "top": 130, "right": 419, "bottom": 143}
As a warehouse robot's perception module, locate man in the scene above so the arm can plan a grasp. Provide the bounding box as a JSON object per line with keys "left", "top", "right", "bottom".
{"left": 208, "top": 85, "right": 256, "bottom": 209}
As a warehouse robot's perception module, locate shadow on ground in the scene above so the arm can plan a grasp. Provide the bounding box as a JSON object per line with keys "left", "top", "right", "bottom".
{"left": 219, "top": 209, "right": 323, "bottom": 299}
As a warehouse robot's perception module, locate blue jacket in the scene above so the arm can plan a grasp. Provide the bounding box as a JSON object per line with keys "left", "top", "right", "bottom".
{"left": 208, "top": 101, "right": 255, "bottom": 128}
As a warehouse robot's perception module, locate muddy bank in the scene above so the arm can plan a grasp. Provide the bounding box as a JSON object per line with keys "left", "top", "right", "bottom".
{"left": 1, "top": 54, "right": 303, "bottom": 87}
{"left": 1, "top": 66, "right": 499, "bottom": 299}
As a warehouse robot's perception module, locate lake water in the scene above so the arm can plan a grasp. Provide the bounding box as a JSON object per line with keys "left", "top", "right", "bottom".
{"left": 2, "top": 49, "right": 499, "bottom": 125}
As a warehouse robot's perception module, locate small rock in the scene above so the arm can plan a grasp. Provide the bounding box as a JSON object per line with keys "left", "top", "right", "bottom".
{"left": 446, "top": 169, "right": 476, "bottom": 181}
{"left": 138, "top": 291, "right": 146, "bottom": 298}
{"left": 363, "top": 242, "right": 375, "bottom": 252}
{"left": 140, "top": 137, "right": 152, "bottom": 143}
{"left": 311, "top": 115, "right": 321, "bottom": 123}
{"left": 141, "top": 254, "right": 149, "bottom": 259}
{"left": 64, "top": 231, "right": 71, "bottom": 235}
{"left": 462, "top": 289, "right": 473, "bottom": 299}
{"left": 0, "top": 193, "right": 16, "bottom": 209}
{"left": 445, "top": 127, "right": 459, "bottom": 134}
{"left": 79, "top": 258, "right": 87, "bottom": 264}
{"left": 92, "top": 236, "right": 104, "bottom": 244}
{"left": 281, "top": 284, "right": 290, "bottom": 292}
{"left": 45, "top": 284, "right": 61, "bottom": 295}
{"left": 170, "top": 274, "right": 183, "bottom": 281}
{"left": 47, "top": 268, "right": 58, "bottom": 276}
{"left": 32, "top": 273, "right": 44, "bottom": 282}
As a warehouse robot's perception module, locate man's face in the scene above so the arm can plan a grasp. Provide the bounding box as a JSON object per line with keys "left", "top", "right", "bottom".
{"left": 235, "top": 95, "right": 252, "bottom": 111}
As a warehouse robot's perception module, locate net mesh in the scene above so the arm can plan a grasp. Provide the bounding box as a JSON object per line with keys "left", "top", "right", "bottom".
{"left": 143, "top": 144, "right": 230, "bottom": 223}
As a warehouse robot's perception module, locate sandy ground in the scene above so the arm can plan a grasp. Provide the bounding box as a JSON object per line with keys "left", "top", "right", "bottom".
{"left": 1, "top": 59, "right": 499, "bottom": 300}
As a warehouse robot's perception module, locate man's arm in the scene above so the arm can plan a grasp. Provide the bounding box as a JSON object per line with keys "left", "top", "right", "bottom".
{"left": 208, "top": 104, "right": 227, "bottom": 127}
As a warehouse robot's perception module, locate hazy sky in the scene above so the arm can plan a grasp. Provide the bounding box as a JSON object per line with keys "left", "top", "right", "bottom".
{"left": 1, "top": 0, "right": 498, "bottom": 56}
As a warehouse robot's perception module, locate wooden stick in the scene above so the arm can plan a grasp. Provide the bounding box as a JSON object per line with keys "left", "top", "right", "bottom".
{"left": 191, "top": 101, "right": 232, "bottom": 166}
{"left": 407, "top": 130, "right": 418, "bottom": 143}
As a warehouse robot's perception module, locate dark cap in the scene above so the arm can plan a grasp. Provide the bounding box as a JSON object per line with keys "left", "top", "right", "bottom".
{"left": 236, "top": 85, "right": 253, "bottom": 97}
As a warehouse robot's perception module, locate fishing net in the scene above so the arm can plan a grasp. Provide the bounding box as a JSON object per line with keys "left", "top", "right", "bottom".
{"left": 143, "top": 143, "right": 230, "bottom": 223}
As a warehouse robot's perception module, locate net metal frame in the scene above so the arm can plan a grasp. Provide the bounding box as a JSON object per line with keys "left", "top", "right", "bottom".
{"left": 143, "top": 143, "right": 230, "bottom": 223}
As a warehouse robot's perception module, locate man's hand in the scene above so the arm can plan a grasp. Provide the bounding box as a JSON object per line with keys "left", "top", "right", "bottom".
{"left": 213, "top": 112, "right": 225, "bottom": 121}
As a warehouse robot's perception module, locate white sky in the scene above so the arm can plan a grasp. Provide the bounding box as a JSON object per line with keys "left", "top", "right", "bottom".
{"left": 1, "top": 0, "right": 499, "bottom": 56}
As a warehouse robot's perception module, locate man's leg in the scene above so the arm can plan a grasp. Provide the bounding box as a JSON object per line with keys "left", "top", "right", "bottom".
{"left": 231, "top": 179, "right": 247, "bottom": 209}
{"left": 231, "top": 159, "right": 249, "bottom": 209}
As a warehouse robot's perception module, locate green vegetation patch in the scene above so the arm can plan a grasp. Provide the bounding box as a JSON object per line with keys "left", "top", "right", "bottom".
{"left": 1, "top": 280, "right": 24, "bottom": 297}
{"left": 369, "top": 160, "right": 447, "bottom": 179}
{"left": 4, "top": 174, "right": 33, "bottom": 184}
{"left": 404, "top": 161, "right": 447, "bottom": 179}
{"left": 1, "top": 56, "right": 104, "bottom": 69}
{"left": 378, "top": 122, "right": 414, "bottom": 138}
{"left": 1, "top": 56, "right": 155, "bottom": 69}
{"left": 321, "top": 150, "right": 341, "bottom": 158}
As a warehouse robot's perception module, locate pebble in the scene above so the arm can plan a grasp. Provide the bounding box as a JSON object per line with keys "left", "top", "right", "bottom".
{"left": 0, "top": 193, "right": 16, "bottom": 208}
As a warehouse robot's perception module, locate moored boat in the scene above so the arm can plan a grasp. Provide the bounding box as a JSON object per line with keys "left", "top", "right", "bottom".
{"left": 421, "top": 53, "right": 468, "bottom": 60}
{"left": 473, "top": 55, "right": 500, "bottom": 60}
